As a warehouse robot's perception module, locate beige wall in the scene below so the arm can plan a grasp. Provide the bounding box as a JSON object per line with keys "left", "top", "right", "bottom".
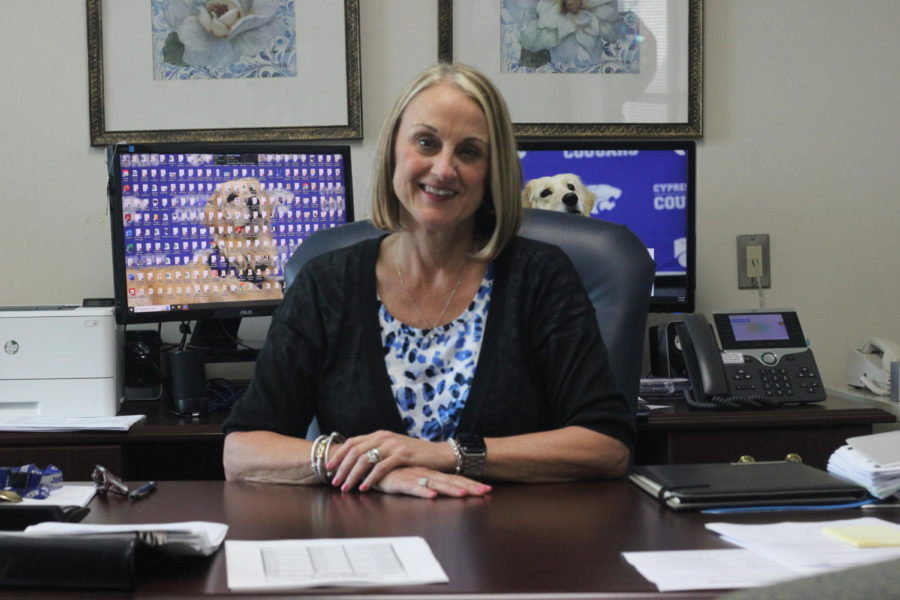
{"left": 1, "top": 1, "right": 899, "bottom": 389}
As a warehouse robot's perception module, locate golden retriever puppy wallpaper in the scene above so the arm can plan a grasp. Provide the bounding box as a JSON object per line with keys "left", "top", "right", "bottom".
{"left": 119, "top": 150, "right": 348, "bottom": 319}
{"left": 521, "top": 173, "right": 597, "bottom": 216}
{"left": 124, "top": 176, "right": 285, "bottom": 308}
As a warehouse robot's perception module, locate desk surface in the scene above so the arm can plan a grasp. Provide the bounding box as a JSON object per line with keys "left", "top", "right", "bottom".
{"left": 12, "top": 479, "right": 898, "bottom": 599}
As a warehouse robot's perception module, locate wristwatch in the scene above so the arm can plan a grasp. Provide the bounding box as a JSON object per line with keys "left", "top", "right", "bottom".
{"left": 453, "top": 433, "right": 487, "bottom": 478}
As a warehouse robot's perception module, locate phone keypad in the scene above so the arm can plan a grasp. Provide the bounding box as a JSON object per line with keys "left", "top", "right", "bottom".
{"left": 724, "top": 353, "right": 825, "bottom": 403}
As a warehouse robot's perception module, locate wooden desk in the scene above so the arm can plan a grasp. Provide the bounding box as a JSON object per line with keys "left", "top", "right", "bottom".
{"left": 0, "top": 401, "right": 225, "bottom": 481}
{"left": 0, "top": 397, "right": 892, "bottom": 480}
{"left": 635, "top": 396, "right": 896, "bottom": 469}
{"left": 8, "top": 479, "right": 898, "bottom": 598}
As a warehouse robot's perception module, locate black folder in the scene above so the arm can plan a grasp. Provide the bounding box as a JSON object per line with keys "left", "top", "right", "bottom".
{"left": 0, "top": 504, "right": 88, "bottom": 531}
{"left": 630, "top": 461, "right": 869, "bottom": 510}
{"left": 0, "top": 535, "right": 137, "bottom": 590}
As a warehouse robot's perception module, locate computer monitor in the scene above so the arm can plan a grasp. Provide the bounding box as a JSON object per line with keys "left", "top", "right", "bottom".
{"left": 518, "top": 140, "right": 695, "bottom": 313}
{"left": 108, "top": 142, "right": 354, "bottom": 358}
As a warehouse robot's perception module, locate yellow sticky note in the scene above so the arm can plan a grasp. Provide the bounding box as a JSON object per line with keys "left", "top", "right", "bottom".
{"left": 823, "top": 525, "right": 900, "bottom": 548}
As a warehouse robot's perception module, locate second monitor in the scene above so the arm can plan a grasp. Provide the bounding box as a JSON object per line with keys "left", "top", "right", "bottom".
{"left": 518, "top": 140, "right": 695, "bottom": 313}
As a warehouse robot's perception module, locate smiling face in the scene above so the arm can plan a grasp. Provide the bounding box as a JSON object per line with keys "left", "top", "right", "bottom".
{"left": 391, "top": 81, "right": 490, "bottom": 236}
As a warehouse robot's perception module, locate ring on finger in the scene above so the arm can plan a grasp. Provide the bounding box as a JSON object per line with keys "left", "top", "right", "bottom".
{"left": 417, "top": 477, "right": 429, "bottom": 488}
{"left": 366, "top": 448, "right": 381, "bottom": 464}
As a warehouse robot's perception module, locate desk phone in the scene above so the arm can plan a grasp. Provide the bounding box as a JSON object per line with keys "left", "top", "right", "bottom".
{"left": 676, "top": 310, "right": 825, "bottom": 410}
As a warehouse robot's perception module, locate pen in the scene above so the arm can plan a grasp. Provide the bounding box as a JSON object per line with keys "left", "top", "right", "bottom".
{"left": 861, "top": 503, "right": 900, "bottom": 510}
{"left": 128, "top": 481, "right": 157, "bottom": 501}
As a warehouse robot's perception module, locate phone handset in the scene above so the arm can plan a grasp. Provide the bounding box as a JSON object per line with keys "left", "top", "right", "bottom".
{"left": 675, "top": 314, "right": 779, "bottom": 410}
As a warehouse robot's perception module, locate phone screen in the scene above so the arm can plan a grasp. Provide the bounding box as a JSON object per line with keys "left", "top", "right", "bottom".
{"left": 728, "top": 314, "right": 789, "bottom": 343}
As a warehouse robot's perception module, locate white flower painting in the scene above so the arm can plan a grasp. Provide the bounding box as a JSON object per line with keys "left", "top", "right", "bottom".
{"left": 152, "top": 0, "right": 297, "bottom": 80}
{"left": 501, "top": 0, "right": 641, "bottom": 74}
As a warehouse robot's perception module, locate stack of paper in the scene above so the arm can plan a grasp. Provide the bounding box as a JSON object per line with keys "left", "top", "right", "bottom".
{"left": 0, "top": 415, "right": 145, "bottom": 432}
{"left": 21, "top": 521, "right": 228, "bottom": 556}
{"left": 827, "top": 430, "right": 900, "bottom": 499}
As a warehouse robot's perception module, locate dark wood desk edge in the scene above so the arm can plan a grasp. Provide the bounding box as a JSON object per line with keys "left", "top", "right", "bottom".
{"left": 0, "top": 421, "right": 225, "bottom": 446}
{"left": 0, "top": 396, "right": 893, "bottom": 443}
{"left": 639, "top": 396, "right": 897, "bottom": 431}
{"left": 179, "top": 593, "right": 714, "bottom": 599}
{"left": 179, "top": 593, "right": 716, "bottom": 599}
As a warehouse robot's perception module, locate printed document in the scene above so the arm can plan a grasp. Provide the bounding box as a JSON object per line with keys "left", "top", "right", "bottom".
{"left": 622, "top": 548, "right": 801, "bottom": 592}
{"left": 226, "top": 536, "right": 448, "bottom": 591}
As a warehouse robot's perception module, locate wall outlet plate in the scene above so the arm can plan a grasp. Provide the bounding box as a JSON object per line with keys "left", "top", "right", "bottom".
{"left": 737, "top": 234, "right": 771, "bottom": 289}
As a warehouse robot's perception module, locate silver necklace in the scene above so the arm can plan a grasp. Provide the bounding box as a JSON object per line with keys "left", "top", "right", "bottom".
{"left": 396, "top": 236, "right": 470, "bottom": 332}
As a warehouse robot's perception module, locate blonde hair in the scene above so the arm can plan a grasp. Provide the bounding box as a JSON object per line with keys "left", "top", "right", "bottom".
{"left": 370, "top": 63, "right": 522, "bottom": 261}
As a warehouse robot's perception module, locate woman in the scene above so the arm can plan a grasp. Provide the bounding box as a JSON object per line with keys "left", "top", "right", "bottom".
{"left": 223, "top": 63, "right": 634, "bottom": 498}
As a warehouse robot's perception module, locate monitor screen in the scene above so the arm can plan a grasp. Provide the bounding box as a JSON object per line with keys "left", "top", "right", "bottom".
{"left": 108, "top": 143, "right": 354, "bottom": 350}
{"left": 518, "top": 140, "right": 695, "bottom": 312}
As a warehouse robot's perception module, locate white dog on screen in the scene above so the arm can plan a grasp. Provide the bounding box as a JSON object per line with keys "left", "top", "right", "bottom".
{"left": 522, "top": 173, "right": 596, "bottom": 216}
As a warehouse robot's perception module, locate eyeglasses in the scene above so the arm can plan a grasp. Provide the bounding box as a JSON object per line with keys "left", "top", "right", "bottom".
{"left": 91, "top": 465, "right": 158, "bottom": 501}
{"left": 91, "top": 464, "right": 129, "bottom": 497}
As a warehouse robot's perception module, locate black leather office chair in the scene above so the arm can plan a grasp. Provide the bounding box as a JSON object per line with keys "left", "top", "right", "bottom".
{"left": 284, "top": 208, "right": 655, "bottom": 413}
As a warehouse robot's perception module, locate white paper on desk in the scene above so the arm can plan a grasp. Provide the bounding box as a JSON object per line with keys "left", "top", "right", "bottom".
{"left": 828, "top": 445, "right": 900, "bottom": 498}
{"left": 225, "top": 536, "right": 448, "bottom": 591}
{"left": 848, "top": 430, "right": 900, "bottom": 467}
{"left": 18, "top": 483, "right": 95, "bottom": 507}
{"left": 22, "top": 520, "right": 227, "bottom": 556}
{"left": 706, "top": 517, "right": 900, "bottom": 575}
{"left": 622, "top": 548, "right": 801, "bottom": 592}
{"left": 0, "top": 415, "right": 145, "bottom": 432}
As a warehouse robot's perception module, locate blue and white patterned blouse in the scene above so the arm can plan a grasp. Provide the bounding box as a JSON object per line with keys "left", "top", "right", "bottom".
{"left": 379, "top": 264, "right": 494, "bottom": 441}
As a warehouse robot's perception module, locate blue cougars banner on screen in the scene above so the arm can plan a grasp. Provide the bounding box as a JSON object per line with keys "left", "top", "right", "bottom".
{"left": 519, "top": 149, "right": 689, "bottom": 275}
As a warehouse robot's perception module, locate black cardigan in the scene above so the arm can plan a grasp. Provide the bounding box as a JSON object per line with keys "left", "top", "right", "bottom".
{"left": 223, "top": 235, "right": 635, "bottom": 449}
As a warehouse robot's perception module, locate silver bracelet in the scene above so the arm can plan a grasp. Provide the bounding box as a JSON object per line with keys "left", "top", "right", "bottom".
{"left": 309, "top": 434, "right": 329, "bottom": 483}
{"left": 322, "top": 431, "right": 346, "bottom": 481}
{"left": 447, "top": 438, "right": 463, "bottom": 474}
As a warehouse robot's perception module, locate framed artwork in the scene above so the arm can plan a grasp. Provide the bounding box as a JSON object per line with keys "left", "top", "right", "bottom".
{"left": 437, "top": 0, "right": 703, "bottom": 138}
{"left": 87, "top": 0, "right": 362, "bottom": 145}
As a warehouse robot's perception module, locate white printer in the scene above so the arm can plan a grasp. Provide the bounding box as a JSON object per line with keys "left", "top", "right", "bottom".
{"left": 0, "top": 305, "right": 122, "bottom": 417}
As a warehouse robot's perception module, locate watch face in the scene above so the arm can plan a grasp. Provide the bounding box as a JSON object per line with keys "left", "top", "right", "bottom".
{"left": 457, "top": 433, "right": 486, "bottom": 454}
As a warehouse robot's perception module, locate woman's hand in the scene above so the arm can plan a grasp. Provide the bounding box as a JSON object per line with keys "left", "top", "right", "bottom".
{"left": 326, "top": 430, "right": 456, "bottom": 492}
{"left": 375, "top": 466, "right": 491, "bottom": 499}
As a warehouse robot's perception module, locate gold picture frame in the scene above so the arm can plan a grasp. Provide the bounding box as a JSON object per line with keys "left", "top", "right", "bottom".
{"left": 437, "top": 0, "right": 702, "bottom": 138}
{"left": 87, "top": 0, "right": 362, "bottom": 145}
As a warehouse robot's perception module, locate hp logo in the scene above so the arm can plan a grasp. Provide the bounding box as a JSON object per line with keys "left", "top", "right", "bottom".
{"left": 3, "top": 340, "right": 19, "bottom": 355}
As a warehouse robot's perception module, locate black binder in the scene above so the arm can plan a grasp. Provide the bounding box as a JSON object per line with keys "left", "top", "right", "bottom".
{"left": 0, "top": 535, "right": 137, "bottom": 590}
{"left": 630, "top": 461, "right": 869, "bottom": 510}
{"left": 0, "top": 504, "right": 88, "bottom": 531}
